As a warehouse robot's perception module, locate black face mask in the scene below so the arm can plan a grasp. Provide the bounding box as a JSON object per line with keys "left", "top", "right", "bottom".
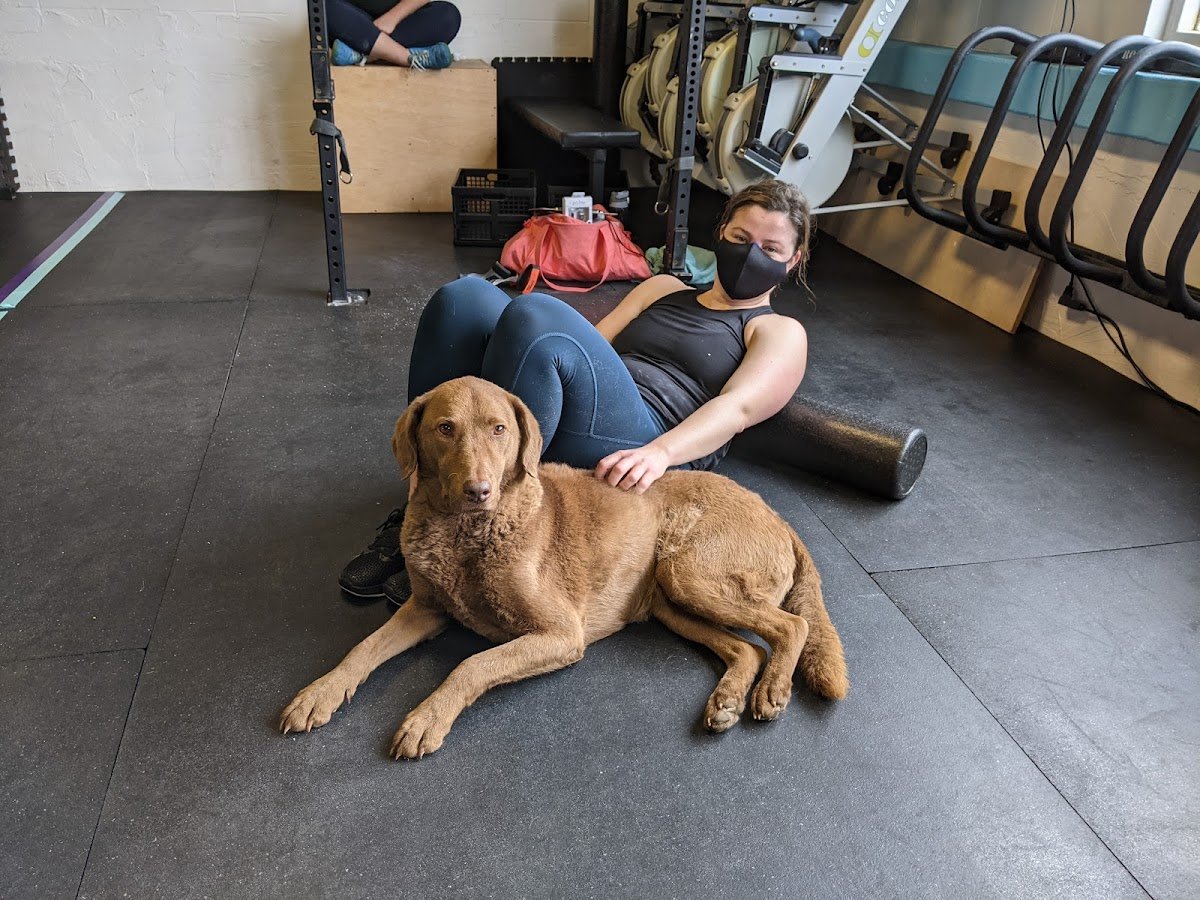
{"left": 714, "top": 238, "right": 789, "bottom": 301}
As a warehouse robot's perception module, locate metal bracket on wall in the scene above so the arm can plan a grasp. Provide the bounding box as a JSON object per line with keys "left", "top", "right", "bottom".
{"left": 307, "top": 0, "right": 369, "bottom": 307}
{"left": 0, "top": 95, "right": 18, "bottom": 199}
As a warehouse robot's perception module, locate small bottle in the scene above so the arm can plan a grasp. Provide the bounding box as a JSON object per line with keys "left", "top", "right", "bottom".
{"left": 608, "top": 190, "right": 630, "bottom": 214}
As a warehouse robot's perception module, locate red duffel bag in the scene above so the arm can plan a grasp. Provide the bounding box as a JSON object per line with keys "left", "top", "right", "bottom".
{"left": 499, "top": 211, "right": 652, "bottom": 293}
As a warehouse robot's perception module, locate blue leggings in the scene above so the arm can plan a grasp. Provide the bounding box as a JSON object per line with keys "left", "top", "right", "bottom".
{"left": 409, "top": 277, "right": 668, "bottom": 468}
{"left": 328, "top": 0, "right": 461, "bottom": 55}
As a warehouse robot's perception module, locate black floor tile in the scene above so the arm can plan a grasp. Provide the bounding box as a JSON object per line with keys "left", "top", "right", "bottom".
{"left": 250, "top": 192, "right": 498, "bottom": 306}
{"left": 20, "top": 192, "right": 277, "bottom": 307}
{"left": 876, "top": 542, "right": 1200, "bottom": 900}
{"left": 1, "top": 650, "right": 142, "bottom": 900}
{"left": 0, "top": 192, "right": 101, "bottom": 289}
{"left": 78, "top": 298, "right": 1142, "bottom": 898}
{"left": 0, "top": 302, "right": 245, "bottom": 660}
{"left": 773, "top": 238, "right": 1200, "bottom": 572}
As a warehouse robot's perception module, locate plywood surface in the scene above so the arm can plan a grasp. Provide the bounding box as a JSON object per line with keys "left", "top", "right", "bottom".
{"left": 335, "top": 60, "right": 497, "bottom": 213}
{"left": 826, "top": 149, "right": 1065, "bottom": 333}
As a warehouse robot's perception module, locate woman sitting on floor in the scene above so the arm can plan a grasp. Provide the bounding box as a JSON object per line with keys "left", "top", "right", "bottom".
{"left": 328, "top": 0, "right": 459, "bottom": 70}
{"left": 341, "top": 178, "right": 813, "bottom": 603}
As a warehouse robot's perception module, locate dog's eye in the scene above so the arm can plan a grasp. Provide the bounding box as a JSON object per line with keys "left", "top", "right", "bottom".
{"left": 493, "top": 424, "right": 506, "bottom": 435}
{"left": 438, "top": 422, "right": 453, "bottom": 436}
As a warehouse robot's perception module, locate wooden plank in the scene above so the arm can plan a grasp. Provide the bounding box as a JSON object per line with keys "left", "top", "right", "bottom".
{"left": 335, "top": 60, "right": 497, "bottom": 213}
{"left": 824, "top": 149, "right": 1064, "bottom": 333}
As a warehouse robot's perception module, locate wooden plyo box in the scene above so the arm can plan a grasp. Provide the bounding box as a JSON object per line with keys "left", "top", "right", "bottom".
{"left": 334, "top": 59, "right": 497, "bottom": 213}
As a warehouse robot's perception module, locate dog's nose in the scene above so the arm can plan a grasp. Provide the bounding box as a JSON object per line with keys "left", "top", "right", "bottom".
{"left": 463, "top": 480, "right": 492, "bottom": 503}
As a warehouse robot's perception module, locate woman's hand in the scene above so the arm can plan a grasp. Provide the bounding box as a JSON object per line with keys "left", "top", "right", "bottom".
{"left": 594, "top": 444, "right": 671, "bottom": 493}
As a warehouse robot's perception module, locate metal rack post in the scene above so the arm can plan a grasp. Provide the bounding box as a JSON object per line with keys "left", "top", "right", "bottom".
{"left": 307, "top": 0, "right": 369, "bottom": 306}
{"left": 662, "top": 0, "right": 707, "bottom": 276}
{"left": 0, "top": 94, "right": 18, "bottom": 199}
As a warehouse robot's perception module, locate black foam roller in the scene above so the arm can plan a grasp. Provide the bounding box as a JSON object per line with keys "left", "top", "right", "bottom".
{"left": 730, "top": 396, "right": 928, "bottom": 500}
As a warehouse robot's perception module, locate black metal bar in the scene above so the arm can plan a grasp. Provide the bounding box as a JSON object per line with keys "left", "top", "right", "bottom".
{"left": 730, "top": 6, "right": 754, "bottom": 91}
{"left": 1048, "top": 41, "right": 1200, "bottom": 285}
{"left": 307, "top": 0, "right": 369, "bottom": 306}
{"left": 1165, "top": 191, "right": 1200, "bottom": 319}
{"left": 634, "top": 3, "right": 650, "bottom": 59}
{"left": 902, "top": 26, "right": 1038, "bottom": 233}
{"left": 593, "top": 0, "right": 628, "bottom": 118}
{"left": 586, "top": 149, "right": 607, "bottom": 201}
{"left": 1126, "top": 88, "right": 1200, "bottom": 296}
{"left": 663, "top": 0, "right": 706, "bottom": 276}
{"left": 1023, "top": 34, "right": 1156, "bottom": 254}
{"left": 0, "top": 95, "right": 17, "bottom": 199}
{"left": 961, "top": 33, "right": 1103, "bottom": 247}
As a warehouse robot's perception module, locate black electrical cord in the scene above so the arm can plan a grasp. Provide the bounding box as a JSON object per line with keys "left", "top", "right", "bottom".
{"left": 1035, "top": 0, "right": 1198, "bottom": 415}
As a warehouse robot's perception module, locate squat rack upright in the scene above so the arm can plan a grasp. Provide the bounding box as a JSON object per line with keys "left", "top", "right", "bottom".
{"left": 306, "top": 0, "right": 370, "bottom": 306}
{"left": 0, "top": 93, "right": 18, "bottom": 199}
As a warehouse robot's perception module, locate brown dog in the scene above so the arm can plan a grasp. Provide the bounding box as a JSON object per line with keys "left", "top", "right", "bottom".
{"left": 281, "top": 376, "right": 848, "bottom": 758}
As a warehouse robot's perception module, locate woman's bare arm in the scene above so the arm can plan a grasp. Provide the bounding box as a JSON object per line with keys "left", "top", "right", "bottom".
{"left": 595, "top": 314, "right": 807, "bottom": 491}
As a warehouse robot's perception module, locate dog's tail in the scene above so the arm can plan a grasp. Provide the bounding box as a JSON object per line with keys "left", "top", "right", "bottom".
{"left": 782, "top": 532, "right": 849, "bottom": 700}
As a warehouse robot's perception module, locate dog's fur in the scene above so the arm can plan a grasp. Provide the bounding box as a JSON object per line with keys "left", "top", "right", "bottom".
{"left": 281, "top": 376, "right": 849, "bottom": 758}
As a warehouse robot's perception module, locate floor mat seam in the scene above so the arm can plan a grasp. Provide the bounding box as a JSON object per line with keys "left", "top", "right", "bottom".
{"left": 71, "top": 192, "right": 279, "bottom": 900}
{"left": 869, "top": 572, "right": 1154, "bottom": 898}
{"left": 866, "top": 536, "right": 1200, "bottom": 576}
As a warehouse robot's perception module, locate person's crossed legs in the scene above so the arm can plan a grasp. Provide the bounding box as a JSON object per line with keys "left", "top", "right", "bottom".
{"left": 327, "top": 0, "right": 459, "bottom": 68}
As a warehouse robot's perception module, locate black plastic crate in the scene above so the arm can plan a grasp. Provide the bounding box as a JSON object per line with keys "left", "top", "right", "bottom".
{"left": 452, "top": 168, "right": 537, "bottom": 246}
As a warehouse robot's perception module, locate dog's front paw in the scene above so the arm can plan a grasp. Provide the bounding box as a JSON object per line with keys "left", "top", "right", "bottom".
{"left": 704, "top": 691, "right": 744, "bottom": 733}
{"left": 750, "top": 673, "right": 792, "bottom": 721}
{"left": 390, "top": 704, "right": 451, "bottom": 760}
{"left": 279, "top": 676, "right": 355, "bottom": 734}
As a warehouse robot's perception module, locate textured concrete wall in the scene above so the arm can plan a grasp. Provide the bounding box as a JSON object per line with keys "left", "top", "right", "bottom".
{"left": 0, "top": 0, "right": 592, "bottom": 191}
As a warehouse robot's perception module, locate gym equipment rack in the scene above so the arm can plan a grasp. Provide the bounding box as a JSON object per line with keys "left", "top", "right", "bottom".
{"left": 0, "top": 94, "right": 18, "bottom": 199}
{"left": 306, "top": 0, "right": 370, "bottom": 306}
{"left": 904, "top": 26, "right": 1200, "bottom": 319}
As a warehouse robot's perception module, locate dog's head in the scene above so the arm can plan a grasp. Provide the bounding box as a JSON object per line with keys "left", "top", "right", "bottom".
{"left": 391, "top": 376, "right": 542, "bottom": 514}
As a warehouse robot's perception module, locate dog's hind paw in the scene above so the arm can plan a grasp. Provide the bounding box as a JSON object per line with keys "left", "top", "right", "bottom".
{"left": 279, "top": 678, "right": 354, "bottom": 735}
{"left": 390, "top": 705, "right": 450, "bottom": 760}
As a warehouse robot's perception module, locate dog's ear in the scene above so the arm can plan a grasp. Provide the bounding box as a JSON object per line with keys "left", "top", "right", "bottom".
{"left": 392, "top": 396, "right": 427, "bottom": 481}
{"left": 510, "top": 394, "right": 542, "bottom": 479}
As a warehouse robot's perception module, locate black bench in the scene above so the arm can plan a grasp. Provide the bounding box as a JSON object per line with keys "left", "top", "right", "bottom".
{"left": 508, "top": 98, "right": 640, "bottom": 204}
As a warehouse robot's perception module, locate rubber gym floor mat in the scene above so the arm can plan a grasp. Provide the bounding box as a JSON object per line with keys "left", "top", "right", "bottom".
{"left": 0, "top": 193, "right": 124, "bottom": 319}
{"left": 775, "top": 239, "right": 1200, "bottom": 573}
{"left": 877, "top": 542, "right": 1200, "bottom": 900}
{"left": 0, "top": 192, "right": 100, "bottom": 289}
{"left": 0, "top": 301, "right": 245, "bottom": 660}
{"left": 0, "top": 651, "right": 141, "bottom": 899}
{"left": 249, "top": 191, "right": 496, "bottom": 305}
{"left": 76, "top": 296, "right": 1143, "bottom": 899}
{"left": 15, "top": 191, "right": 277, "bottom": 308}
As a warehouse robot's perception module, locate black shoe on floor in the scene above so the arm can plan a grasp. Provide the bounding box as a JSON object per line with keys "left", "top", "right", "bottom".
{"left": 338, "top": 507, "right": 407, "bottom": 600}
{"left": 383, "top": 570, "right": 412, "bottom": 609}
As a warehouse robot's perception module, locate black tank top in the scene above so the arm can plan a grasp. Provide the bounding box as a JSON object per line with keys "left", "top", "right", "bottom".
{"left": 611, "top": 289, "right": 774, "bottom": 470}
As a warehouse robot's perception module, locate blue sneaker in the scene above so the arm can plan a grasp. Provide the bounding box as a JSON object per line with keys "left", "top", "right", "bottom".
{"left": 408, "top": 43, "right": 453, "bottom": 70}
{"left": 331, "top": 39, "right": 366, "bottom": 66}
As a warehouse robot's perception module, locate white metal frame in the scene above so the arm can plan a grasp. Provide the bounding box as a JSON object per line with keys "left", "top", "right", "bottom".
{"left": 1147, "top": 0, "right": 1200, "bottom": 45}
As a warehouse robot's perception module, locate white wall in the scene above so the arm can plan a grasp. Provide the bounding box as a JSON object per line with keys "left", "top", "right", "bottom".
{"left": 0, "top": 0, "right": 592, "bottom": 191}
